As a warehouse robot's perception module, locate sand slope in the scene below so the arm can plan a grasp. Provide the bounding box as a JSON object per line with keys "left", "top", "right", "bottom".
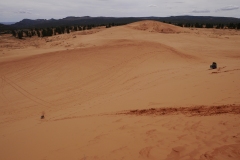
{"left": 0, "top": 20, "right": 240, "bottom": 160}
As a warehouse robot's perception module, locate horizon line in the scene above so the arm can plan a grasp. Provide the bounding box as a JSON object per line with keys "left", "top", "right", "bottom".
{"left": 1, "top": 15, "right": 240, "bottom": 23}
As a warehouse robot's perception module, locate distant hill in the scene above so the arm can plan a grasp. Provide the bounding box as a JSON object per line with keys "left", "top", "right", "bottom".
{"left": 0, "top": 22, "right": 16, "bottom": 25}
{"left": 10, "top": 17, "right": 142, "bottom": 29}
{"left": 0, "top": 23, "right": 11, "bottom": 32}
{"left": 153, "top": 16, "right": 240, "bottom": 24}
{"left": 2, "top": 16, "right": 240, "bottom": 30}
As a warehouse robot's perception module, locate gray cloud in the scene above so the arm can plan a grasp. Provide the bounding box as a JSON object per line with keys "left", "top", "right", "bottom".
{"left": 148, "top": 4, "right": 158, "bottom": 8}
{"left": 174, "top": 2, "right": 184, "bottom": 4}
{"left": 219, "top": 5, "right": 239, "bottom": 11}
{"left": 191, "top": 9, "right": 210, "bottom": 13}
{"left": 0, "top": 0, "right": 240, "bottom": 22}
{"left": 15, "top": 9, "right": 32, "bottom": 14}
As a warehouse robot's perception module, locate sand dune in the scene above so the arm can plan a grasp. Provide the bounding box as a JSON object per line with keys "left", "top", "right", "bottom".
{"left": 0, "top": 20, "right": 240, "bottom": 160}
{"left": 127, "top": 20, "right": 189, "bottom": 33}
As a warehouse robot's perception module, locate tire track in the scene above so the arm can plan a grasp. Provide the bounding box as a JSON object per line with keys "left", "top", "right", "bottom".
{"left": 0, "top": 76, "right": 10, "bottom": 106}
{"left": 2, "top": 76, "right": 52, "bottom": 108}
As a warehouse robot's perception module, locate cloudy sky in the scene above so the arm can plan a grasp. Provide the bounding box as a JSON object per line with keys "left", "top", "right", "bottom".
{"left": 0, "top": 0, "right": 239, "bottom": 22}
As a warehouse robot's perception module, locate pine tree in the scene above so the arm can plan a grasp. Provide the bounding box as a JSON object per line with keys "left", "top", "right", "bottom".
{"left": 18, "top": 31, "right": 23, "bottom": 39}
{"left": 61, "top": 27, "right": 65, "bottom": 34}
{"left": 55, "top": 27, "right": 59, "bottom": 34}
{"left": 42, "top": 29, "right": 47, "bottom": 37}
{"left": 87, "top": 25, "right": 92, "bottom": 30}
{"left": 221, "top": 24, "right": 225, "bottom": 29}
{"left": 74, "top": 26, "right": 78, "bottom": 31}
{"left": 46, "top": 28, "right": 53, "bottom": 36}
{"left": 237, "top": 23, "right": 240, "bottom": 29}
{"left": 11, "top": 30, "right": 16, "bottom": 37}
{"left": 57, "top": 27, "right": 62, "bottom": 34}
{"left": 177, "top": 23, "right": 183, "bottom": 27}
{"left": 24, "top": 31, "right": 29, "bottom": 37}
{"left": 228, "top": 23, "right": 235, "bottom": 29}
{"left": 66, "top": 27, "right": 70, "bottom": 34}
{"left": 31, "top": 29, "right": 35, "bottom": 36}
{"left": 195, "top": 23, "right": 202, "bottom": 28}
{"left": 206, "top": 23, "right": 213, "bottom": 28}
{"left": 36, "top": 30, "right": 41, "bottom": 37}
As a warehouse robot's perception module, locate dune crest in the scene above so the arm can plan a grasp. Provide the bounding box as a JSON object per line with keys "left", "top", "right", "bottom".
{"left": 127, "top": 20, "right": 189, "bottom": 33}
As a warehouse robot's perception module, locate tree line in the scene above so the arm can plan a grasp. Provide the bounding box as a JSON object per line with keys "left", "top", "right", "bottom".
{"left": 12, "top": 24, "right": 95, "bottom": 39}
{"left": 172, "top": 22, "right": 240, "bottom": 29}
{"left": 11, "top": 22, "right": 240, "bottom": 39}
{"left": 11, "top": 23, "right": 123, "bottom": 39}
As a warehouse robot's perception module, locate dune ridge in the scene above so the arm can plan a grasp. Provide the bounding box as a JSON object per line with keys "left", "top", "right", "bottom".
{"left": 127, "top": 20, "right": 189, "bottom": 33}
{"left": 120, "top": 104, "right": 240, "bottom": 116}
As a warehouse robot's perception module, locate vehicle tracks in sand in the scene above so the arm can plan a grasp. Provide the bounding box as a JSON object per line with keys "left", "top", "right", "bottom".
{"left": 2, "top": 75, "right": 52, "bottom": 108}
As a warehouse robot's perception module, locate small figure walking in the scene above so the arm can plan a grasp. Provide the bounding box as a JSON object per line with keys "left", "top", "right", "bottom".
{"left": 41, "top": 111, "right": 45, "bottom": 119}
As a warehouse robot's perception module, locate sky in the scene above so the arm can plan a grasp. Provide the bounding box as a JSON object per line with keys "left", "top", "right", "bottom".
{"left": 0, "top": 0, "right": 239, "bottom": 22}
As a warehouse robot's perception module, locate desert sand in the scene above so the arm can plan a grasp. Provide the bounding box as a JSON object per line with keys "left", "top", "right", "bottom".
{"left": 0, "top": 20, "right": 240, "bottom": 160}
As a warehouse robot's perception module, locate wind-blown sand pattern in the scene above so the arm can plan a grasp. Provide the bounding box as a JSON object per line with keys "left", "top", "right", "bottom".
{"left": 0, "top": 21, "right": 240, "bottom": 160}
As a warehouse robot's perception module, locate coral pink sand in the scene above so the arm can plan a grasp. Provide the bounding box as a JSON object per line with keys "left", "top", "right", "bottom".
{"left": 0, "top": 21, "right": 240, "bottom": 160}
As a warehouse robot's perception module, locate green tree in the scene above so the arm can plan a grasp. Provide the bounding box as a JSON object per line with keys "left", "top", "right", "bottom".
{"left": 177, "top": 23, "right": 183, "bottom": 27}
{"left": 74, "top": 26, "right": 78, "bottom": 31}
{"left": 221, "top": 24, "right": 225, "bottom": 29}
{"left": 87, "top": 25, "right": 92, "bottom": 30}
{"left": 36, "top": 29, "right": 41, "bottom": 37}
{"left": 11, "top": 30, "right": 16, "bottom": 37}
{"left": 47, "top": 28, "right": 53, "bottom": 36}
{"left": 31, "top": 29, "right": 35, "bottom": 36}
{"left": 61, "top": 27, "right": 65, "bottom": 33}
{"left": 18, "top": 31, "right": 23, "bottom": 39}
{"left": 24, "top": 31, "right": 29, "bottom": 37}
{"left": 206, "top": 23, "right": 213, "bottom": 28}
{"left": 42, "top": 29, "right": 47, "bottom": 37}
{"left": 228, "top": 23, "right": 236, "bottom": 29}
{"left": 55, "top": 27, "right": 60, "bottom": 34}
{"left": 66, "top": 27, "right": 70, "bottom": 34}
{"left": 237, "top": 23, "right": 240, "bottom": 29}
{"left": 195, "top": 23, "right": 202, "bottom": 28}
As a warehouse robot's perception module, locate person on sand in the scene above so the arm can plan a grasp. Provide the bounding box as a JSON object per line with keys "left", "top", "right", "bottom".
{"left": 210, "top": 62, "right": 217, "bottom": 69}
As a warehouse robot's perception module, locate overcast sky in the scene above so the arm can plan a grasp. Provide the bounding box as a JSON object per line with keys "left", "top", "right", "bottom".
{"left": 0, "top": 0, "right": 239, "bottom": 22}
